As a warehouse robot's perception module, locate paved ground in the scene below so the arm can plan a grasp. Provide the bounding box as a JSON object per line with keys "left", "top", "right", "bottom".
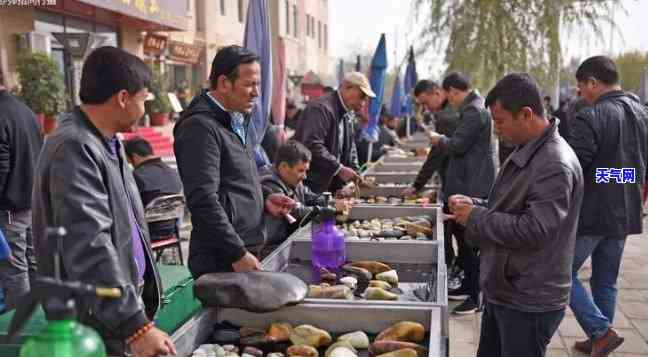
{"left": 450, "top": 218, "right": 648, "bottom": 357}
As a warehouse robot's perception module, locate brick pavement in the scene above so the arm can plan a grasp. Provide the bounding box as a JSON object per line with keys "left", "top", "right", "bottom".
{"left": 450, "top": 218, "right": 648, "bottom": 357}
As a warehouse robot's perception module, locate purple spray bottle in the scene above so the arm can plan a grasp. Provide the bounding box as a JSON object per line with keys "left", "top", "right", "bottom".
{"left": 311, "top": 192, "right": 346, "bottom": 279}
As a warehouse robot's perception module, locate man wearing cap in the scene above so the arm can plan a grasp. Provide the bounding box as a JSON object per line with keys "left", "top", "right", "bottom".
{"left": 295, "top": 72, "right": 375, "bottom": 194}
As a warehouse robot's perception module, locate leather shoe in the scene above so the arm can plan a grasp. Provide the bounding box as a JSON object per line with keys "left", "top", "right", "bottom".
{"left": 591, "top": 328, "right": 624, "bottom": 357}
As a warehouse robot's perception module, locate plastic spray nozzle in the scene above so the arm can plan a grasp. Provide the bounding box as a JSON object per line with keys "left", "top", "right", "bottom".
{"left": 7, "top": 226, "right": 122, "bottom": 342}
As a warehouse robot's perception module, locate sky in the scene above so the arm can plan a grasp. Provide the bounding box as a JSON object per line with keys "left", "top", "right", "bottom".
{"left": 329, "top": 0, "right": 648, "bottom": 79}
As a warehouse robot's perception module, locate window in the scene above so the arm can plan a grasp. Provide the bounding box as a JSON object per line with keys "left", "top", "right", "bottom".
{"left": 311, "top": 17, "right": 315, "bottom": 38}
{"left": 285, "top": 1, "right": 290, "bottom": 35}
{"left": 238, "top": 0, "right": 244, "bottom": 23}
{"left": 220, "top": 0, "right": 226, "bottom": 16}
{"left": 317, "top": 20, "right": 321, "bottom": 48}
{"left": 305, "top": 14, "right": 310, "bottom": 37}
{"left": 293, "top": 5, "right": 298, "bottom": 37}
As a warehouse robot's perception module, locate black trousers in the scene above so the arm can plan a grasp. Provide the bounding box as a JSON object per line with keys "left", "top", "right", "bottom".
{"left": 477, "top": 302, "right": 565, "bottom": 357}
{"left": 442, "top": 204, "right": 456, "bottom": 268}
{"left": 454, "top": 223, "right": 480, "bottom": 299}
{"left": 444, "top": 202, "right": 480, "bottom": 299}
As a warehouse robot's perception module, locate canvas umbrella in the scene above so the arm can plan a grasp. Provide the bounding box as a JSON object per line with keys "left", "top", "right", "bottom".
{"left": 361, "top": 34, "right": 388, "bottom": 164}
{"left": 390, "top": 72, "right": 403, "bottom": 118}
{"left": 243, "top": 0, "right": 273, "bottom": 168}
{"left": 402, "top": 46, "right": 418, "bottom": 137}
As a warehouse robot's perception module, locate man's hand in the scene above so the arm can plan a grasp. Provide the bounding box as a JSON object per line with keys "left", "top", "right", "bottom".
{"left": 232, "top": 251, "right": 261, "bottom": 272}
{"left": 130, "top": 326, "right": 176, "bottom": 357}
{"left": 427, "top": 131, "right": 444, "bottom": 146}
{"left": 337, "top": 166, "right": 359, "bottom": 183}
{"left": 402, "top": 187, "right": 418, "bottom": 197}
{"left": 448, "top": 194, "right": 475, "bottom": 226}
{"left": 265, "top": 194, "right": 296, "bottom": 218}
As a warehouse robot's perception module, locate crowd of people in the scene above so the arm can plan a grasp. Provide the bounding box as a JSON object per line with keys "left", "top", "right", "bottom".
{"left": 0, "top": 42, "right": 647, "bottom": 357}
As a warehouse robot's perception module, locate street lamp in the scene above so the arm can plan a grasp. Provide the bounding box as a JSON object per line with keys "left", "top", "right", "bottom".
{"left": 51, "top": 33, "right": 105, "bottom": 105}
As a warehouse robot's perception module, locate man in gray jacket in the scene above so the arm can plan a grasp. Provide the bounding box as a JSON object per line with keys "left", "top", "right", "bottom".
{"left": 32, "top": 47, "right": 174, "bottom": 357}
{"left": 449, "top": 73, "right": 583, "bottom": 357}
{"left": 427, "top": 73, "right": 496, "bottom": 314}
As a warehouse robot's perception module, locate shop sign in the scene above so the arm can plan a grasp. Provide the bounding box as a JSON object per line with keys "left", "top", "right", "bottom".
{"left": 143, "top": 34, "right": 167, "bottom": 55}
{"left": 168, "top": 41, "right": 201, "bottom": 65}
{"left": 77, "top": 0, "right": 189, "bottom": 31}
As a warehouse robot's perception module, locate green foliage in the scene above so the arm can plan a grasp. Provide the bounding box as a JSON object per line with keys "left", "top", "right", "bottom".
{"left": 615, "top": 51, "right": 648, "bottom": 94}
{"left": 148, "top": 63, "right": 173, "bottom": 114}
{"left": 15, "top": 52, "right": 67, "bottom": 116}
{"left": 414, "top": 0, "right": 620, "bottom": 92}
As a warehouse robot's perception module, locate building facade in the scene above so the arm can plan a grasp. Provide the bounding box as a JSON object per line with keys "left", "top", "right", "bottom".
{"left": 0, "top": 0, "right": 331, "bottom": 108}
{"left": 270, "top": 0, "right": 331, "bottom": 98}
{"left": 0, "top": 0, "right": 190, "bottom": 95}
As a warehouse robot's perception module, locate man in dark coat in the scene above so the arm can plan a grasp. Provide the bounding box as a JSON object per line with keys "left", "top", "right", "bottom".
{"left": 356, "top": 109, "right": 400, "bottom": 165}
{"left": 261, "top": 140, "right": 351, "bottom": 244}
{"left": 405, "top": 79, "right": 459, "bottom": 272}
{"left": 0, "top": 68, "right": 43, "bottom": 311}
{"left": 32, "top": 46, "right": 174, "bottom": 357}
{"left": 295, "top": 72, "right": 374, "bottom": 194}
{"left": 427, "top": 72, "right": 497, "bottom": 314}
{"left": 174, "top": 46, "right": 295, "bottom": 278}
{"left": 449, "top": 73, "right": 583, "bottom": 357}
{"left": 566, "top": 56, "right": 648, "bottom": 356}
{"left": 124, "top": 137, "right": 183, "bottom": 239}
{"left": 124, "top": 137, "right": 183, "bottom": 208}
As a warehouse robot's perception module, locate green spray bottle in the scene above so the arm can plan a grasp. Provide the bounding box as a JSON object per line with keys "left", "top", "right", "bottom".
{"left": 6, "top": 227, "right": 122, "bottom": 357}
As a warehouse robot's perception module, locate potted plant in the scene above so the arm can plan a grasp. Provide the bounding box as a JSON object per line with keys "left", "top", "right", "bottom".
{"left": 148, "top": 63, "right": 173, "bottom": 126}
{"left": 15, "top": 52, "right": 67, "bottom": 134}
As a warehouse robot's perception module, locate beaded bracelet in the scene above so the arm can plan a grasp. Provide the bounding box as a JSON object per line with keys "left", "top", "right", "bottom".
{"left": 126, "top": 321, "right": 154, "bottom": 345}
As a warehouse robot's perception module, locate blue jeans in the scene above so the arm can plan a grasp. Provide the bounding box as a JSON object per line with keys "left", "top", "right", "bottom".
{"left": 570, "top": 235, "right": 626, "bottom": 340}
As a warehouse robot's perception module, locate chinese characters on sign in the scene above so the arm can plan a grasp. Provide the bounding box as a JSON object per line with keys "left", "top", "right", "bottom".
{"left": 168, "top": 41, "right": 201, "bottom": 65}
{"left": 595, "top": 168, "right": 636, "bottom": 184}
{"left": 143, "top": 34, "right": 167, "bottom": 55}
{"left": 78, "top": 0, "right": 188, "bottom": 31}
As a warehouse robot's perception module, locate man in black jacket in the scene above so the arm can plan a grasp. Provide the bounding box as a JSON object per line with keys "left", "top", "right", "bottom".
{"left": 124, "top": 137, "right": 183, "bottom": 208}
{"left": 174, "top": 46, "right": 295, "bottom": 278}
{"left": 449, "top": 73, "right": 583, "bottom": 357}
{"left": 295, "top": 71, "right": 374, "bottom": 194}
{"left": 124, "top": 137, "right": 183, "bottom": 239}
{"left": 566, "top": 56, "right": 648, "bottom": 356}
{"left": 0, "top": 68, "right": 43, "bottom": 311}
{"left": 405, "top": 79, "right": 461, "bottom": 282}
{"left": 32, "top": 47, "right": 174, "bottom": 357}
{"left": 427, "top": 73, "right": 496, "bottom": 314}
